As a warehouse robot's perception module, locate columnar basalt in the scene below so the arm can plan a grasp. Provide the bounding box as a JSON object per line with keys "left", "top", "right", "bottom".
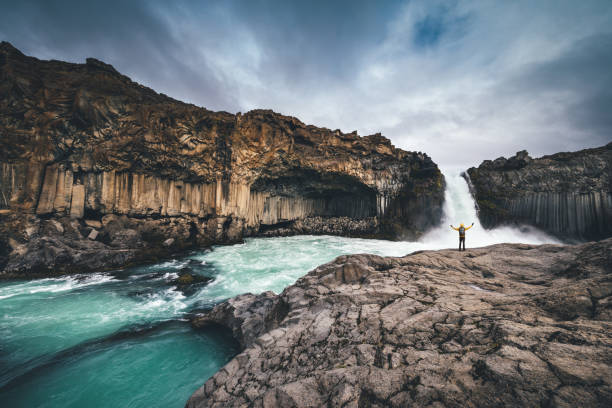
{"left": 467, "top": 144, "right": 612, "bottom": 241}
{"left": 0, "top": 42, "right": 444, "bottom": 276}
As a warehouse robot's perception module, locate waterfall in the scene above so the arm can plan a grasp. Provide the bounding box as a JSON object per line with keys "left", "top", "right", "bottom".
{"left": 417, "top": 169, "right": 560, "bottom": 249}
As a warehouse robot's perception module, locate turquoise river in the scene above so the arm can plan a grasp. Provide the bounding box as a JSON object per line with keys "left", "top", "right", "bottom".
{"left": 0, "top": 172, "right": 558, "bottom": 407}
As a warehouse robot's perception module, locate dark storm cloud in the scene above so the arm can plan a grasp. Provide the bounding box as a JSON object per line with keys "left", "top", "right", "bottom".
{"left": 0, "top": 0, "right": 611, "bottom": 167}
{"left": 225, "top": 0, "right": 403, "bottom": 79}
{"left": 0, "top": 0, "right": 241, "bottom": 111}
{"left": 494, "top": 33, "right": 612, "bottom": 150}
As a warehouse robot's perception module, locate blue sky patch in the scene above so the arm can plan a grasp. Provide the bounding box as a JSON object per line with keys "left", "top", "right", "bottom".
{"left": 413, "top": 14, "right": 446, "bottom": 48}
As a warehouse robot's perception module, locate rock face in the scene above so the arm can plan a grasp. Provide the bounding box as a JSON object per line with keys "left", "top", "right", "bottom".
{"left": 188, "top": 239, "right": 612, "bottom": 407}
{"left": 0, "top": 42, "right": 444, "bottom": 276}
{"left": 467, "top": 144, "right": 612, "bottom": 241}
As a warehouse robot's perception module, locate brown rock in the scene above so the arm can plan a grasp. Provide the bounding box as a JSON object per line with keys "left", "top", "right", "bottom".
{"left": 0, "top": 42, "right": 445, "bottom": 276}
{"left": 49, "top": 219, "right": 64, "bottom": 234}
{"left": 84, "top": 219, "right": 102, "bottom": 229}
{"left": 70, "top": 184, "right": 85, "bottom": 218}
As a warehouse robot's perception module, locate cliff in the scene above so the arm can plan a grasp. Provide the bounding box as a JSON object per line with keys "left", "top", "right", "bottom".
{"left": 188, "top": 239, "right": 612, "bottom": 407}
{"left": 0, "top": 42, "right": 444, "bottom": 276}
{"left": 467, "top": 143, "right": 612, "bottom": 241}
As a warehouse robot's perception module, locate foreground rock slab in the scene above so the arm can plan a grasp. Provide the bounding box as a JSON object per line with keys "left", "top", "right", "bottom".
{"left": 188, "top": 239, "right": 612, "bottom": 407}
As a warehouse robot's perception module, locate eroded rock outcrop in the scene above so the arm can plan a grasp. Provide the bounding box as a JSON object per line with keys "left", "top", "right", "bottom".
{"left": 188, "top": 239, "right": 612, "bottom": 407}
{"left": 0, "top": 42, "right": 444, "bottom": 276}
{"left": 467, "top": 143, "right": 612, "bottom": 241}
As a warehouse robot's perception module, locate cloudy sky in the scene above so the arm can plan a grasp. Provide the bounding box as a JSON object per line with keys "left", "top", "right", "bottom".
{"left": 1, "top": 0, "right": 611, "bottom": 168}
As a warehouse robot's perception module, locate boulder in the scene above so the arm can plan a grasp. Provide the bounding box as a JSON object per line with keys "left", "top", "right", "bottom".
{"left": 109, "top": 229, "right": 141, "bottom": 248}
{"left": 84, "top": 219, "right": 102, "bottom": 229}
{"left": 49, "top": 219, "right": 64, "bottom": 234}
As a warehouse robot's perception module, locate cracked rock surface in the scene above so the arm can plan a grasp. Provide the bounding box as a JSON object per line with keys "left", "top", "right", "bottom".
{"left": 188, "top": 239, "right": 612, "bottom": 407}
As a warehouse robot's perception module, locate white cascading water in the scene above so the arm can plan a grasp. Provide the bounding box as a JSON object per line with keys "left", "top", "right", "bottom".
{"left": 418, "top": 168, "right": 560, "bottom": 249}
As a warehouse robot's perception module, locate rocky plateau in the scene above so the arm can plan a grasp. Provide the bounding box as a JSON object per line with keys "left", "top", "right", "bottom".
{"left": 188, "top": 239, "right": 612, "bottom": 407}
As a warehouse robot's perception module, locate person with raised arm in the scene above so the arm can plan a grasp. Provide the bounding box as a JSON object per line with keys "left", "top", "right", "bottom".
{"left": 450, "top": 222, "right": 474, "bottom": 251}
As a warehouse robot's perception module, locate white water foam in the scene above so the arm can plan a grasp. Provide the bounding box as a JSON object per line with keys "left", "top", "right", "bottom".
{"left": 139, "top": 287, "right": 188, "bottom": 314}
{"left": 0, "top": 273, "right": 116, "bottom": 300}
{"left": 157, "top": 260, "right": 190, "bottom": 269}
{"left": 162, "top": 272, "right": 180, "bottom": 281}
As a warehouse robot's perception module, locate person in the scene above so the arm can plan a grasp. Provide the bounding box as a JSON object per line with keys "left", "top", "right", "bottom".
{"left": 450, "top": 222, "right": 474, "bottom": 251}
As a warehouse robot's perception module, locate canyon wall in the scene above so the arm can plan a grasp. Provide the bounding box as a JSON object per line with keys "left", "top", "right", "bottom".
{"left": 0, "top": 42, "right": 444, "bottom": 276}
{"left": 467, "top": 144, "right": 612, "bottom": 241}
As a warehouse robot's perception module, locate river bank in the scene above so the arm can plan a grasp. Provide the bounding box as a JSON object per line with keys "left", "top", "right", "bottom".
{"left": 0, "top": 235, "right": 431, "bottom": 407}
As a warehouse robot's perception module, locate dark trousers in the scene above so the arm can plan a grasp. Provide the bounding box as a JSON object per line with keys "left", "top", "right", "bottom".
{"left": 459, "top": 236, "right": 465, "bottom": 251}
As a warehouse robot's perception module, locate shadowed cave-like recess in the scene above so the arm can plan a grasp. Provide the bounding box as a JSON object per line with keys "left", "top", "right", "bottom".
{"left": 251, "top": 170, "right": 378, "bottom": 222}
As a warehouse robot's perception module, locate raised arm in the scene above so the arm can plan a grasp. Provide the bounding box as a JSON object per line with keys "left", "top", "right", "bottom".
{"left": 450, "top": 225, "right": 458, "bottom": 231}
{"left": 465, "top": 223, "right": 475, "bottom": 230}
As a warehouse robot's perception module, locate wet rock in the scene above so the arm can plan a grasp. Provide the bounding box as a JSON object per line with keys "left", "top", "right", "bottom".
{"left": 7, "top": 237, "right": 25, "bottom": 255}
{"left": 2, "top": 234, "right": 137, "bottom": 278}
{"left": 109, "top": 229, "right": 141, "bottom": 248}
{"left": 188, "top": 239, "right": 612, "bottom": 408}
{"left": 173, "top": 272, "right": 212, "bottom": 286}
{"left": 171, "top": 269, "right": 213, "bottom": 296}
{"left": 87, "top": 229, "right": 99, "bottom": 240}
{"left": 163, "top": 238, "right": 175, "bottom": 247}
{"left": 25, "top": 225, "right": 37, "bottom": 238}
{"left": 257, "top": 216, "right": 380, "bottom": 238}
{"left": 191, "top": 291, "right": 282, "bottom": 348}
{"left": 0, "top": 213, "right": 214, "bottom": 277}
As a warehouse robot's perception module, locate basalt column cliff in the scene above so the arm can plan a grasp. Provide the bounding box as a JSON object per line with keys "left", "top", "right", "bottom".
{"left": 0, "top": 42, "right": 444, "bottom": 276}
{"left": 467, "top": 143, "right": 612, "bottom": 241}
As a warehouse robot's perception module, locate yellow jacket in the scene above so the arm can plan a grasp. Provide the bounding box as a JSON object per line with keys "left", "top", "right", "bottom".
{"left": 450, "top": 224, "right": 473, "bottom": 236}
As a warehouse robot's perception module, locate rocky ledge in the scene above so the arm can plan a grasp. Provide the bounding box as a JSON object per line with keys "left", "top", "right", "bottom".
{"left": 467, "top": 143, "right": 612, "bottom": 241}
{"left": 0, "top": 42, "right": 444, "bottom": 277}
{"left": 188, "top": 239, "right": 612, "bottom": 407}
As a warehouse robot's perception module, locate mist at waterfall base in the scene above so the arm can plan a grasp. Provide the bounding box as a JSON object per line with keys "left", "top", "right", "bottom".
{"left": 419, "top": 169, "right": 560, "bottom": 249}
{"left": 0, "top": 170, "right": 559, "bottom": 407}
